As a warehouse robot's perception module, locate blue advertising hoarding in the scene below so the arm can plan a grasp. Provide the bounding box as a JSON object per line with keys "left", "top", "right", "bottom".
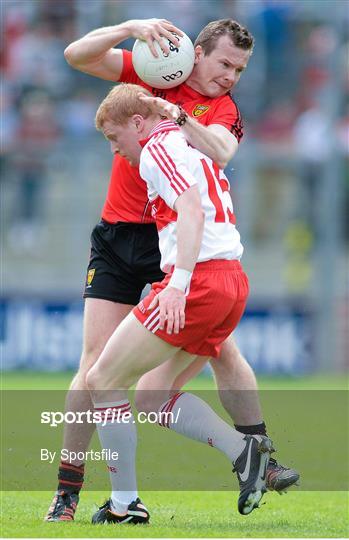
{"left": 0, "top": 298, "right": 313, "bottom": 374}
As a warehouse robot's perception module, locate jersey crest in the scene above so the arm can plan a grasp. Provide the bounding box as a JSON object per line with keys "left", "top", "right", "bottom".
{"left": 87, "top": 269, "right": 95, "bottom": 286}
{"left": 192, "top": 104, "right": 210, "bottom": 117}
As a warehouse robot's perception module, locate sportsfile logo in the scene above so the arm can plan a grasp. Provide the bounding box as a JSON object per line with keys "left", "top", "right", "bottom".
{"left": 40, "top": 408, "right": 181, "bottom": 427}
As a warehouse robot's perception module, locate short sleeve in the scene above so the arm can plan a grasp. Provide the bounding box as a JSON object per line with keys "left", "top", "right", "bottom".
{"left": 208, "top": 96, "right": 244, "bottom": 142}
{"left": 119, "top": 50, "right": 155, "bottom": 93}
{"left": 140, "top": 132, "right": 197, "bottom": 209}
{"left": 119, "top": 50, "right": 142, "bottom": 84}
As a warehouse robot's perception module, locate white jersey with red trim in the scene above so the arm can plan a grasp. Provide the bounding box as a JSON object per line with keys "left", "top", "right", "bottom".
{"left": 139, "top": 121, "right": 243, "bottom": 272}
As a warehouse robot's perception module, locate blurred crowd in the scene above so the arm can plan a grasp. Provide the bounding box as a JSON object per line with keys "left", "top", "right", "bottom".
{"left": 1, "top": 0, "right": 348, "bottom": 263}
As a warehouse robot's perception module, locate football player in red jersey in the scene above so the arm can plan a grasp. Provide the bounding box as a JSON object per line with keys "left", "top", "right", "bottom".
{"left": 45, "top": 18, "right": 299, "bottom": 523}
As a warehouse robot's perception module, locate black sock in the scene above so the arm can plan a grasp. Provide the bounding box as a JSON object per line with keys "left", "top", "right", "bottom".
{"left": 234, "top": 421, "right": 267, "bottom": 437}
{"left": 57, "top": 461, "right": 85, "bottom": 494}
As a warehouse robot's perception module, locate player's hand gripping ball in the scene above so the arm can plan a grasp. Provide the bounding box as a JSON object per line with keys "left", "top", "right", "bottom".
{"left": 132, "top": 31, "right": 195, "bottom": 89}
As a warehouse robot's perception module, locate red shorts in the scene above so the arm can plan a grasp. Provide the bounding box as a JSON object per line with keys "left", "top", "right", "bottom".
{"left": 133, "top": 260, "right": 249, "bottom": 358}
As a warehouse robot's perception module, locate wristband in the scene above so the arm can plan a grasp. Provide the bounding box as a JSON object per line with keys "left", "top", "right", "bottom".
{"left": 174, "top": 105, "right": 188, "bottom": 126}
{"left": 168, "top": 267, "right": 192, "bottom": 292}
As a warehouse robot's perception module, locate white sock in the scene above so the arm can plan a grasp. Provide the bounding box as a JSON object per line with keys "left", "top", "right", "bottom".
{"left": 94, "top": 399, "right": 138, "bottom": 513}
{"left": 111, "top": 490, "right": 138, "bottom": 514}
{"left": 159, "top": 392, "right": 246, "bottom": 462}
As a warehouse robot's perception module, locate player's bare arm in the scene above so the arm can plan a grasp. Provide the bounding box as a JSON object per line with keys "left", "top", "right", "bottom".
{"left": 64, "top": 19, "right": 183, "bottom": 81}
{"left": 174, "top": 186, "right": 204, "bottom": 272}
{"left": 138, "top": 94, "right": 238, "bottom": 168}
{"left": 149, "top": 186, "right": 204, "bottom": 335}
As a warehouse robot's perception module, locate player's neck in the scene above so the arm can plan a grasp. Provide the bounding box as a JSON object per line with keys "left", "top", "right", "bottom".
{"left": 184, "top": 74, "right": 202, "bottom": 94}
{"left": 184, "top": 73, "right": 213, "bottom": 98}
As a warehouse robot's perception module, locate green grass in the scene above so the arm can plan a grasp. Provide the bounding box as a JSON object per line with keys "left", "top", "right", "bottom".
{"left": 2, "top": 370, "right": 348, "bottom": 390}
{"left": 1, "top": 490, "right": 348, "bottom": 538}
{"left": 1, "top": 372, "right": 348, "bottom": 537}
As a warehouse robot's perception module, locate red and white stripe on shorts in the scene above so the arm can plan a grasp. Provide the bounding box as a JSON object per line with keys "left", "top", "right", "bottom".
{"left": 143, "top": 306, "right": 161, "bottom": 334}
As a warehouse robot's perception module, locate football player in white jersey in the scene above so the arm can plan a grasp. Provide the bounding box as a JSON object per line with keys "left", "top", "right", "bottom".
{"left": 86, "top": 83, "right": 275, "bottom": 523}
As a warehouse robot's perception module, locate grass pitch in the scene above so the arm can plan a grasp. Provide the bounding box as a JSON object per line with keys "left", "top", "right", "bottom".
{"left": 1, "top": 490, "right": 348, "bottom": 538}
{"left": 2, "top": 370, "right": 348, "bottom": 390}
{"left": 1, "top": 371, "right": 348, "bottom": 538}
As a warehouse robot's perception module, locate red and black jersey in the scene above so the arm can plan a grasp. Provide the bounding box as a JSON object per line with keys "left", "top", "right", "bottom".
{"left": 101, "top": 50, "right": 243, "bottom": 224}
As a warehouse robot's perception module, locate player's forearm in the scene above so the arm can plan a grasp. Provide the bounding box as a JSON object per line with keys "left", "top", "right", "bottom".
{"left": 181, "top": 118, "right": 236, "bottom": 169}
{"left": 175, "top": 206, "right": 204, "bottom": 273}
{"left": 64, "top": 21, "right": 133, "bottom": 67}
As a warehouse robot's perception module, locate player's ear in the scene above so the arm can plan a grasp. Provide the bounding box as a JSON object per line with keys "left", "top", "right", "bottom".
{"left": 132, "top": 114, "right": 144, "bottom": 132}
{"left": 194, "top": 45, "right": 203, "bottom": 64}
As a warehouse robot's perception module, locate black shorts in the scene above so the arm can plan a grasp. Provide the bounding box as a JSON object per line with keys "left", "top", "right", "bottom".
{"left": 83, "top": 220, "right": 165, "bottom": 305}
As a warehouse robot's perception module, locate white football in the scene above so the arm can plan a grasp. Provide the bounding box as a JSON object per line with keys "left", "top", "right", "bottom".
{"left": 132, "top": 31, "right": 195, "bottom": 89}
